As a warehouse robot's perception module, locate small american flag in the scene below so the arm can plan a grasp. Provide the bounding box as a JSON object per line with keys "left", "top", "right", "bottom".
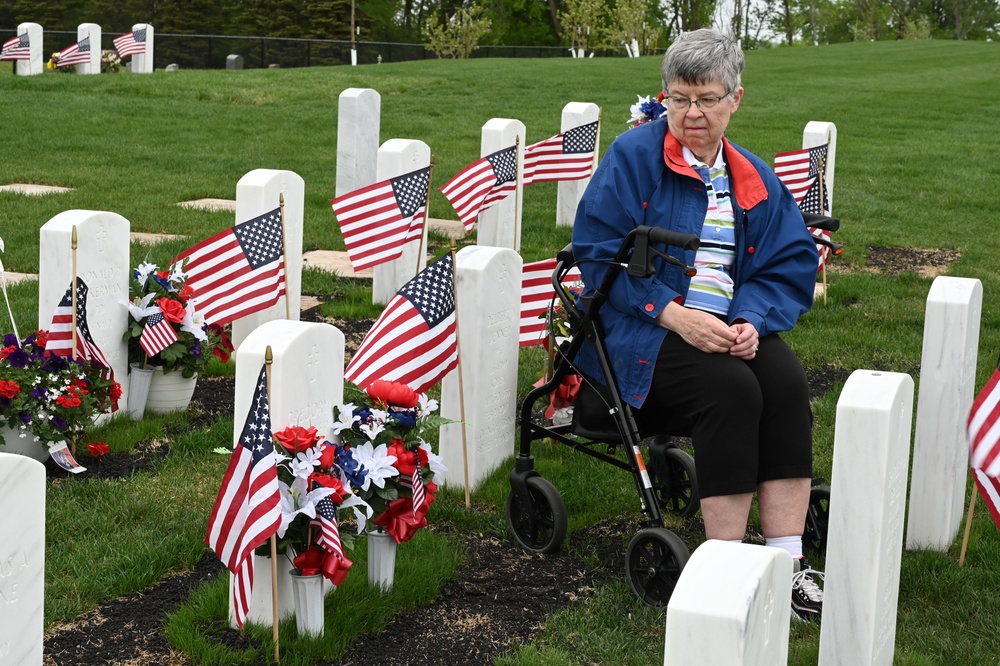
{"left": 523, "top": 121, "right": 599, "bottom": 186}
{"left": 519, "top": 258, "right": 582, "bottom": 347}
{"left": 139, "top": 310, "right": 179, "bottom": 357}
{"left": 973, "top": 468, "right": 1000, "bottom": 532}
{"left": 331, "top": 167, "right": 430, "bottom": 271}
{"left": 173, "top": 207, "right": 285, "bottom": 327}
{"left": 45, "top": 279, "right": 119, "bottom": 411}
{"left": 408, "top": 472, "right": 426, "bottom": 518}
{"left": 774, "top": 144, "right": 832, "bottom": 270}
{"left": 113, "top": 28, "right": 147, "bottom": 58}
{"left": 311, "top": 495, "right": 345, "bottom": 557}
{"left": 969, "top": 355, "right": 1000, "bottom": 477}
{"left": 205, "top": 365, "right": 282, "bottom": 630}
{"left": 0, "top": 33, "right": 31, "bottom": 61}
{"left": 345, "top": 253, "right": 457, "bottom": 394}
{"left": 55, "top": 37, "right": 92, "bottom": 68}
{"left": 440, "top": 146, "right": 518, "bottom": 234}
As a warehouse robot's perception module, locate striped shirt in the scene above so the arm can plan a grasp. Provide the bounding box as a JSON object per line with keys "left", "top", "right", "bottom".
{"left": 682, "top": 146, "right": 735, "bottom": 316}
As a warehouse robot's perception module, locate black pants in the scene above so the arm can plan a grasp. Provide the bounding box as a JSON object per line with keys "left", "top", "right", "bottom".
{"left": 633, "top": 332, "right": 813, "bottom": 498}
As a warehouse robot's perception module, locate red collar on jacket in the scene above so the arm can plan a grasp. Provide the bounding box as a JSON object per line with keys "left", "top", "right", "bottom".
{"left": 662, "top": 130, "right": 767, "bottom": 210}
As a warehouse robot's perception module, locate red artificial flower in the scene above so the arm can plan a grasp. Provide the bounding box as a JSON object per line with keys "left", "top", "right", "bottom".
{"left": 210, "top": 323, "right": 234, "bottom": 364}
{"left": 56, "top": 393, "right": 82, "bottom": 408}
{"left": 70, "top": 379, "right": 89, "bottom": 395}
{"left": 387, "top": 439, "right": 418, "bottom": 477}
{"left": 366, "top": 380, "right": 419, "bottom": 408}
{"left": 0, "top": 380, "right": 20, "bottom": 399}
{"left": 87, "top": 442, "right": 109, "bottom": 457}
{"left": 309, "top": 473, "right": 347, "bottom": 500}
{"left": 178, "top": 284, "right": 195, "bottom": 303}
{"left": 109, "top": 382, "right": 123, "bottom": 401}
{"left": 0, "top": 345, "right": 14, "bottom": 360}
{"left": 156, "top": 297, "right": 186, "bottom": 324}
{"left": 34, "top": 329, "right": 48, "bottom": 347}
{"left": 318, "top": 442, "right": 337, "bottom": 469}
{"left": 293, "top": 545, "right": 353, "bottom": 586}
{"left": 273, "top": 425, "right": 321, "bottom": 454}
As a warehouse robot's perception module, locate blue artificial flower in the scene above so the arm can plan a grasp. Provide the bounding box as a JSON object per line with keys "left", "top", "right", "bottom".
{"left": 152, "top": 274, "right": 175, "bottom": 292}
{"left": 335, "top": 443, "right": 368, "bottom": 488}
{"left": 355, "top": 406, "right": 373, "bottom": 424}
{"left": 191, "top": 341, "right": 202, "bottom": 359}
{"left": 389, "top": 409, "right": 417, "bottom": 429}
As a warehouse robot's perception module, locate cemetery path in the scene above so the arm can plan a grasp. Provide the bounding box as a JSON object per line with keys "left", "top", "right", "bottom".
{"left": 40, "top": 305, "right": 861, "bottom": 665}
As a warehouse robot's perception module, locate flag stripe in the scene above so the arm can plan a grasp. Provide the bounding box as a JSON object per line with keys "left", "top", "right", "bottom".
{"left": 440, "top": 147, "right": 518, "bottom": 233}
{"left": 519, "top": 258, "right": 582, "bottom": 346}
{"left": 969, "top": 364, "right": 1000, "bottom": 476}
{"left": 973, "top": 467, "right": 1000, "bottom": 531}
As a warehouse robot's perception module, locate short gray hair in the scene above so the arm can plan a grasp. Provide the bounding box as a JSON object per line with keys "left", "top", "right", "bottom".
{"left": 661, "top": 29, "right": 744, "bottom": 94}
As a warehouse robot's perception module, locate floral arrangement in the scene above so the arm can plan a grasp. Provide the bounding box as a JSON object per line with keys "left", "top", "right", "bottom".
{"left": 101, "top": 50, "right": 122, "bottom": 73}
{"left": 267, "top": 424, "right": 364, "bottom": 584}
{"left": 0, "top": 330, "right": 121, "bottom": 452}
{"left": 628, "top": 91, "right": 667, "bottom": 127}
{"left": 46, "top": 52, "right": 69, "bottom": 72}
{"left": 332, "top": 380, "right": 450, "bottom": 545}
{"left": 121, "top": 261, "right": 232, "bottom": 377}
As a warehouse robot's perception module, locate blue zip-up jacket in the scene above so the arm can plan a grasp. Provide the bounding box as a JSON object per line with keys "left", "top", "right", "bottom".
{"left": 571, "top": 120, "right": 818, "bottom": 408}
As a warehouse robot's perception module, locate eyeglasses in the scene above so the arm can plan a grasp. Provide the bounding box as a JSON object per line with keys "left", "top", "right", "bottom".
{"left": 663, "top": 92, "right": 732, "bottom": 112}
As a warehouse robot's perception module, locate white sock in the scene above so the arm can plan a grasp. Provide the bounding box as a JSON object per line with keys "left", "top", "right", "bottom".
{"left": 765, "top": 535, "right": 803, "bottom": 560}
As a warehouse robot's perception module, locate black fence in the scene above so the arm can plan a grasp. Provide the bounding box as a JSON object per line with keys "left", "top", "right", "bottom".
{"left": 12, "top": 29, "right": 630, "bottom": 70}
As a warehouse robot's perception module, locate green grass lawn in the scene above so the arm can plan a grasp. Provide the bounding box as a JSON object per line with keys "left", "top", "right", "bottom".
{"left": 3, "top": 39, "right": 1000, "bottom": 664}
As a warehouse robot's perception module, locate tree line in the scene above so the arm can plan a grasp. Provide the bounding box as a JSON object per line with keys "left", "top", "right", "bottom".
{"left": 2, "top": 0, "right": 995, "bottom": 61}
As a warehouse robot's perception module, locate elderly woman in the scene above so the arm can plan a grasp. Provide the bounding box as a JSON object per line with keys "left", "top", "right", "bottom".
{"left": 571, "top": 29, "right": 824, "bottom": 620}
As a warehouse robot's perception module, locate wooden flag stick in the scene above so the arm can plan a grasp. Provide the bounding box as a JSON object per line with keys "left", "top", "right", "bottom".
{"left": 265, "top": 346, "right": 280, "bottom": 662}
{"left": 513, "top": 135, "right": 522, "bottom": 252}
{"left": 592, "top": 107, "right": 603, "bottom": 176}
{"left": 416, "top": 156, "right": 434, "bottom": 276}
{"left": 280, "top": 193, "right": 290, "bottom": 321}
{"left": 70, "top": 226, "right": 79, "bottom": 361}
{"left": 959, "top": 484, "right": 977, "bottom": 567}
{"left": 450, "top": 241, "right": 471, "bottom": 510}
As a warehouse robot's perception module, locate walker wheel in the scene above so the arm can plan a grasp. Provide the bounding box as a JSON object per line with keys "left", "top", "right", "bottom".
{"left": 625, "top": 527, "right": 689, "bottom": 606}
{"left": 506, "top": 476, "right": 568, "bottom": 554}
{"left": 803, "top": 485, "right": 831, "bottom": 556}
{"left": 649, "top": 446, "right": 700, "bottom": 519}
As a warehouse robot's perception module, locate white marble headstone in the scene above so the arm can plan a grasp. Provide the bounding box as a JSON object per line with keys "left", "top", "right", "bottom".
{"left": 476, "top": 118, "right": 525, "bottom": 251}
{"left": 555, "top": 102, "right": 600, "bottom": 228}
{"left": 129, "top": 23, "right": 154, "bottom": 74}
{"left": 336, "top": 88, "right": 381, "bottom": 198}
{"left": 76, "top": 23, "right": 101, "bottom": 75}
{"left": 819, "top": 370, "right": 913, "bottom": 666}
{"left": 230, "top": 169, "right": 305, "bottom": 353}
{"left": 38, "top": 210, "right": 131, "bottom": 408}
{"left": 0, "top": 452, "right": 46, "bottom": 665}
{"left": 229, "top": 319, "right": 346, "bottom": 628}
{"left": 803, "top": 121, "right": 837, "bottom": 210}
{"left": 16, "top": 23, "right": 43, "bottom": 77}
{"left": 906, "top": 276, "right": 982, "bottom": 551}
{"left": 439, "top": 246, "right": 522, "bottom": 490}
{"left": 664, "top": 541, "right": 791, "bottom": 666}
{"left": 372, "top": 139, "right": 432, "bottom": 305}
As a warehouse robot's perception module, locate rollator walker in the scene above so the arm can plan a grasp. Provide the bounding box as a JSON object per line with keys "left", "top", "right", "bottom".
{"left": 508, "top": 220, "right": 835, "bottom": 606}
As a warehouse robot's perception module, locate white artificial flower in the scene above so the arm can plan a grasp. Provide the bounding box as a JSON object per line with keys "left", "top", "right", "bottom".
{"left": 134, "top": 261, "right": 158, "bottom": 285}
{"left": 358, "top": 419, "right": 386, "bottom": 441}
{"left": 180, "top": 301, "right": 208, "bottom": 341}
{"left": 417, "top": 393, "right": 439, "bottom": 417}
{"left": 276, "top": 477, "right": 335, "bottom": 538}
{"left": 289, "top": 446, "right": 323, "bottom": 480}
{"left": 351, "top": 441, "right": 398, "bottom": 492}
{"left": 331, "top": 404, "right": 360, "bottom": 435}
{"left": 341, "top": 494, "right": 373, "bottom": 535}
{"left": 419, "top": 442, "right": 448, "bottom": 477}
{"left": 121, "top": 293, "right": 157, "bottom": 321}
{"left": 168, "top": 261, "right": 187, "bottom": 284}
